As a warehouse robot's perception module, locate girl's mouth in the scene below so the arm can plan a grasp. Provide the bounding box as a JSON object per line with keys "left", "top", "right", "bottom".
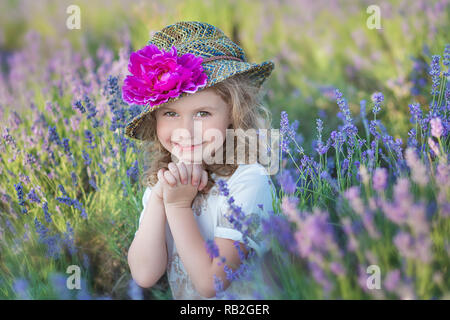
{"left": 173, "top": 142, "right": 204, "bottom": 151}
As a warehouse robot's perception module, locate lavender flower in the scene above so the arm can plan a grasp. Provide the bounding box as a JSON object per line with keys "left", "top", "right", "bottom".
{"left": 443, "top": 44, "right": 450, "bottom": 77}
{"left": 8, "top": 111, "right": 22, "bottom": 130}
{"left": 24, "top": 152, "right": 38, "bottom": 168}
{"left": 89, "top": 178, "right": 98, "bottom": 191}
{"left": 14, "top": 182, "right": 27, "bottom": 214}
{"left": 384, "top": 269, "right": 401, "bottom": 292}
{"left": 281, "top": 196, "right": 300, "bottom": 224}
{"left": 262, "top": 211, "right": 297, "bottom": 254}
{"left": 56, "top": 190, "right": 88, "bottom": 220}
{"left": 360, "top": 99, "right": 367, "bottom": 119}
{"left": 335, "top": 89, "right": 351, "bottom": 124}
{"left": 405, "top": 148, "right": 428, "bottom": 186}
{"left": 83, "top": 95, "right": 101, "bottom": 128}
{"left": 217, "top": 179, "right": 230, "bottom": 197}
{"left": 408, "top": 103, "right": 423, "bottom": 126}
{"left": 107, "top": 76, "right": 128, "bottom": 131}
{"left": 23, "top": 223, "right": 31, "bottom": 241}
{"left": 70, "top": 117, "right": 81, "bottom": 131}
{"left": 315, "top": 118, "right": 330, "bottom": 155}
{"left": 335, "top": 89, "right": 357, "bottom": 141}
{"left": 407, "top": 128, "right": 418, "bottom": 148}
{"left": 71, "top": 172, "right": 78, "bottom": 186}
{"left": 369, "top": 120, "right": 380, "bottom": 140}
{"left": 341, "top": 158, "right": 350, "bottom": 176}
{"left": 344, "top": 186, "right": 364, "bottom": 215}
{"left": 309, "top": 261, "right": 333, "bottom": 293}
{"left": 19, "top": 173, "right": 31, "bottom": 185}
{"left": 233, "top": 240, "right": 248, "bottom": 262}
{"left": 13, "top": 278, "right": 30, "bottom": 299}
{"left": 121, "top": 180, "right": 128, "bottom": 197}
{"left": 82, "top": 149, "right": 92, "bottom": 166}
{"left": 429, "top": 55, "right": 440, "bottom": 96}
{"left": 126, "top": 160, "right": 139, "bottom": 183}
{"left": 213, "top": 274, "right": 225, "bottom": 298}
{"left": 34, "top": 217, "right": 61, "bottom": 259}
{"left": 27, "top": 188, "right": 41, "bottom": 204}
{"left": 2, "top": 127, "right": 17, "bottom": 149}
{"left": 48, "top": 125, "right": 61, "bottom": 146}
{"left": 280, "top": 111, "right": 297, "bottom": 154}
{"left": 5, "top": 218, "right": 16, "bottom": 235}
{"left": 372, "top": 167, "right": 388, "bottom": 192}
{"left": 330, "top": 261, "right": 345, "bottom": 276}
{"left": 294, "top": 209, "right": 338, "bottom": 258}
{"left": 316, "top": 118, "right": 323, "bottom": 142}
{"left": 205, "top": 239, "right": 220, "bottom": 259}
{"left": 379, "top": 178, "right": 411, "bottom": 225}
{"left": 330, "top": 130, "right": 344, "bottom": 152}
{"left": 98, "top": 163, "right": 106, "bottom": 175}
{"left": 127, "top": 279, "right": 143, "bottom": 300}
{"left": 315, "top": 139, "right": 330, "bottom": 155}
{"left": 277, "top": 169, "right": 296, "bottom": 194}
{"left": 62, "top": 138, "right": 72, "bottom": 156}
{"left": 73, "top": 100, "right": 86, "bottom": 113}
{"left": 428, "top": 137, "right": 440, "bottom": 157}
{"left": 223, "top": 264, "right": 236, "bottom": 281}
{"left": 393, "top": 232, "right": 415, "bottom": 259}
{"left": 84, "top": 129, "right": 96, "bottom": 149}
{"left": 43, "top": 201, "right": 52, "bottom": 223}
{"left": 429, "top": 117, "right": 443, "bottom": 138}
{"left": 49, "top": 273, "right": 71, "bottom": 299}
{"left": 371, "top": 92, "right": 384, "bottom": 115}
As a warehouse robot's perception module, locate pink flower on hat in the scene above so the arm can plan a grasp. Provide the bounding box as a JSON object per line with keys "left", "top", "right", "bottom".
{"left": 122, "top": 44, "right": 208, "bottom": 107}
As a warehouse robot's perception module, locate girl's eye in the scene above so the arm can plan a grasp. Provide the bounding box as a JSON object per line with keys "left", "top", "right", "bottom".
{"left": 163, "top": 111, "right": 210, "bottom": 117}
{"left": 196, "top": 111, "right": 210, "bottom": 117}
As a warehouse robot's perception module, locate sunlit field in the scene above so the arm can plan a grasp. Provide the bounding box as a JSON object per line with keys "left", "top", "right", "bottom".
{"left": 0, "top": 0, "right": 449, "bottom": 299}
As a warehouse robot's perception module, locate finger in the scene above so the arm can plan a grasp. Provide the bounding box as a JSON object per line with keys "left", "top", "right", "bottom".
{"left": 191, "top": 164, "right": 202, "bottom": 187}
{"left": 157, "top": 168, "right": 169, "bottom": 185}
{"left": 168, "top": 162, "right": 181, "bottom": 184}
{"left": 164, "top": 170, "right": 177, "bottom": 186}
{"left": 177, "top": 161, "right": 188, "bottom": 185}
{"left": 199, "top": 170, "right": 208, "bottom": 191}
{"left": 181, "top": 161, "right": 193, "bottom": 182}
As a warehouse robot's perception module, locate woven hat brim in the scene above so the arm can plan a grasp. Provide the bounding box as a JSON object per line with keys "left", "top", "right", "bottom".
{"left": 124, "top": 59, "right": 274, "bottom": 140}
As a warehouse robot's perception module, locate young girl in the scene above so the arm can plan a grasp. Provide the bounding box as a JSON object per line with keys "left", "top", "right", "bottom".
{"left": 124, "top": 21, "right": 277, "bottom": 299}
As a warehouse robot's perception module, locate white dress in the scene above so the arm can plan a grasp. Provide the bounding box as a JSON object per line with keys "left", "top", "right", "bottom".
{"left": 134, "top": 163, "right": 277, "bottom": 299}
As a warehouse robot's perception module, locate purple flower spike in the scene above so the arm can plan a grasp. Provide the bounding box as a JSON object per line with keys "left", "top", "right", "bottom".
{"left": 430, "top": 117, "right": 443, "bottom": 138}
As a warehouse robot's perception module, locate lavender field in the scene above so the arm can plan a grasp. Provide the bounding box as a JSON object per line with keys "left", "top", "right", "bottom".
{"left": 0, "top": 0, "right": 449, "bottom": 299}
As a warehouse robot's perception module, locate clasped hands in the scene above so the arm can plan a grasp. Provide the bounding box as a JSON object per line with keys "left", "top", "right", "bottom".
{"left": 153, "top": 161, "right": 208, "bottom": 209}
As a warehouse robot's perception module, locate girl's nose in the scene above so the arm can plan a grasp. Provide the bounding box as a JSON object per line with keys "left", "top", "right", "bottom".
{"left": 173, "top": 117, "right": 202, "bottom": 143}
{"left": 181, "top": 117, "right": 195, "bottom": 135}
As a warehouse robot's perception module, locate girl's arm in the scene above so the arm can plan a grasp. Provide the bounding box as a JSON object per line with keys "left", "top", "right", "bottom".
{"left": 127, "top": 188, "right": 168, "bottom": 288}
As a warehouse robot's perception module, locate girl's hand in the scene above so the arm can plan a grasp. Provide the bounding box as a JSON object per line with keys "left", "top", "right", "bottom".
{"left": 158, "top": 162, "right": 208, "bottom": 209}
{"left": 152, "top": 176, "right": 165, "bottom": 201}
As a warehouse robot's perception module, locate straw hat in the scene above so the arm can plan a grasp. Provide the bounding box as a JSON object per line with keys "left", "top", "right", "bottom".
{"left": 123, "top": 21, "right": 275, "bottom": 140}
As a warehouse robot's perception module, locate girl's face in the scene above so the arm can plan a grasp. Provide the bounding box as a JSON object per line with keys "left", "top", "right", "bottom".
{"left": 154, "top": 87, "right": 232, "bottom": 163}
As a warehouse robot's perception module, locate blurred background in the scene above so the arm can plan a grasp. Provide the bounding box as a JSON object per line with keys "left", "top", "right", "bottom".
{"left": 0, "top": 0, "right": 448, "bottom": 300}
{"left": 1, "top": 0, "right": 448, "bottom": 142}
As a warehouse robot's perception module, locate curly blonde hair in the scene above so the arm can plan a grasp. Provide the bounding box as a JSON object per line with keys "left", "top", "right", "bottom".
{"left": 136, "top": 73, "right": 273, "bottom": 195}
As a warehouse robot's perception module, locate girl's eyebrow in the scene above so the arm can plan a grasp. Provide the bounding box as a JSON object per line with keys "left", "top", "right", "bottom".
{"left": 160, "top": 105, "right": 217, "bottom": 112}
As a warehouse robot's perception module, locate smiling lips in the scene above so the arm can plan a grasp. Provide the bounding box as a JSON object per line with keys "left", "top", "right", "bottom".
{"left": 173, "top": 142, "right": 204, "bottom": 151}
